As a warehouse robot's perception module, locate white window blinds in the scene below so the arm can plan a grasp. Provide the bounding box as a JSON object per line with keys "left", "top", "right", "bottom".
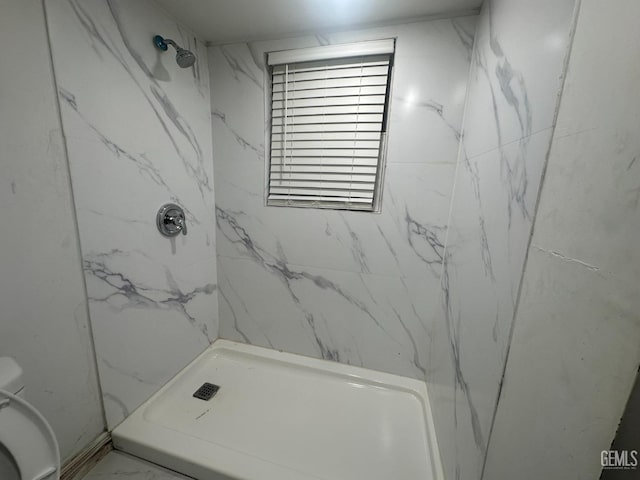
{"left": 266, "top": 40, "right": 395, "bottom": 211}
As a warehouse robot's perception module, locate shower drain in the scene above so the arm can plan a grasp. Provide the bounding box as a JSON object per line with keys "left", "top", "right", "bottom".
{"left": 193, "top": 382, "right": 220, "bottom": 401}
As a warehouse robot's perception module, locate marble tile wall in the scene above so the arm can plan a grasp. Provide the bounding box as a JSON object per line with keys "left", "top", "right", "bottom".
{"left": 484, "top": 0, "right": 640, "bottom": 478}
{"left": 45, "top": 0, "right": 217, "bottom": 429}
{"left": 426, "top": 0, "right": 578, "bottom": 478}
{"left": 209, "top": 17, "right": 476, "bottom": 379}
{"left": 0, "top": 0, "right": 104, "bottom": 461}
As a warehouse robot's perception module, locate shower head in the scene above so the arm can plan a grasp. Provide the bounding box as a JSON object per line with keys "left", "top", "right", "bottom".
{"left": 175, "top": 47, "right": 196, "bottom": 68}
{"left": 153, "top": 35, "right": 196, "bottom": 68}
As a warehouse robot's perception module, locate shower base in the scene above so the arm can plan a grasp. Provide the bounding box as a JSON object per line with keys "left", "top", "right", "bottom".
{"left": 112, "top": 340, "right": 443, "bottom": 480}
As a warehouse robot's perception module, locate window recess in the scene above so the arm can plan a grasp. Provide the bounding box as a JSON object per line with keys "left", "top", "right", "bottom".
{"left": 266, "top": 39, "right": 395, "bottom": 211}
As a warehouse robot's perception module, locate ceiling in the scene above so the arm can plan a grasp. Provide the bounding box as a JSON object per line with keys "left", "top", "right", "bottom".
{"left": 154, "top": 0, "right": 482, "bottom": 44}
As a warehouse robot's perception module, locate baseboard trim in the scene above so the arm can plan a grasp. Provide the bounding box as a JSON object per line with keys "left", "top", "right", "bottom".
{"left": 61, "top": 432, "right": 113, "bottom": 480}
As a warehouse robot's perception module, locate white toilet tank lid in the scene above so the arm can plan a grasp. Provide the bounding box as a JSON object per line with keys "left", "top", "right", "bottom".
{"left": 0, "top": 357, "right": 24, "bottom": 395}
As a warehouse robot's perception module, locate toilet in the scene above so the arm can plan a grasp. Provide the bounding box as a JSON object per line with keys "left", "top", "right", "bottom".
{"left": 0, "top": 357, "right": 60, "bottom": 480}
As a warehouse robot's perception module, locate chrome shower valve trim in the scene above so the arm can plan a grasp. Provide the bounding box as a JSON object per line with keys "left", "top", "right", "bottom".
{"left": 157, "top": 203, "right": 187, "bottom": 237}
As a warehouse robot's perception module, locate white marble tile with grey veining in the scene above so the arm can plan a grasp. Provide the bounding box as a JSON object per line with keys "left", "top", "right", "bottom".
{"left": 210, "top": 17, "right": 476, "bottom": 380}
{"left": 427, "top": 1, "right": 577, "bottom": 479}
{"left": 460, "top": 0, "right": 576, "bottom": 159}
{"left": 217, "top": 255, "right": 437, "bottom": 379}
{"left": 0, "top": 0, "right": 105, "bottom": 458}
{"left": 485, "top": 1, "right": 640, "bottom": 476}
{"left": 46, "top": 0, "right": 217, "bottom": 428}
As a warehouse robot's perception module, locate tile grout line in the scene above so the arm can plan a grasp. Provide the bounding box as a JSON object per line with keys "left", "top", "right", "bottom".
{"left": 40, "top": 0, "right": 109, "bottom": 434}
{"left": 479, "top": 1, "right": 584, "bottom": 478}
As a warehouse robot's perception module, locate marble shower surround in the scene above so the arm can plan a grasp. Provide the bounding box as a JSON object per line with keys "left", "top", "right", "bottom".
{"left": 0, "top": 0, "right": 104, "bottom": 460}
{"left": 484, "top": 0, "right": 640, "bottom": 477}
{"left": 210, "top": 18, "right": 476, "bottom": 379}
{"left": 45, "top": 0, "right": 218, "bottom": 428}
{"left": 426, "top": 0, "right": 579, "bottom": 479}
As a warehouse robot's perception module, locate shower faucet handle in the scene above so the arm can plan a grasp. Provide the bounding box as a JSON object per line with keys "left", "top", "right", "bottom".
{"left": 157, "top": 203, "right": 187, "bottom": 237}
{"left": 175, "top": 214, "right": 187, "bottom": 236}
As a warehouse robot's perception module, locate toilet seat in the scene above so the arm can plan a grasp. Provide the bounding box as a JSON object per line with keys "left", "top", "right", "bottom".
{"left": 0, "top": 390, "right": 59, "bottom": 480}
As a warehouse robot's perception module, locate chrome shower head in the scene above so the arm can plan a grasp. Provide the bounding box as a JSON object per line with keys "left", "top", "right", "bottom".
{"left": 153, "top": 35, "right": 196, "bottom": 69}
{"left": 175, "top": 47, "right": 196, "bottom": 68}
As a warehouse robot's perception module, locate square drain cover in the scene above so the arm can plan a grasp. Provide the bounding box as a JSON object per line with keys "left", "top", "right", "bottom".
{"left": 193, "top": 382, "right": 219, "bottom": 401}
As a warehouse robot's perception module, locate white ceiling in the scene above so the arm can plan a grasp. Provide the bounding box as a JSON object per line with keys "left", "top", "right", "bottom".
{"left": 154, "top": 0, "right": 482, "bottom": 44}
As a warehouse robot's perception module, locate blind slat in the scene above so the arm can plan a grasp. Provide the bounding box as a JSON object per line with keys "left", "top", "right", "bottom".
{"left": 273, "top": 65, "right": 389, "bottom": 84}
{"left": 270, "top": 157, "right": 380, "bottom": 166}
{"left": 269, "top": 195, "right": 373, "bottom": 203}
{"left": 270, "top": 181, "right": 375, "bottom": 191}
{"left": 272, "top": 85, "right": 387, "bottom": 101}
{"left": 272, "top": 95, "right": 386, "bottom": 110}
{"left": 269, "top": 187, "right": 374, "bottom": 197}
{"left": 270, "top": 166, "right": 377, "bottom": 174}
{"left": 272, "top": 140, "right": 380, "bottom": 150}
{"left": 272, "top": 104, "right": 384, "bottom": 118}
{"left": 269, "top": 195, "right": 373, "bottom": 202}
{"left": 272, "top": 123, "right": 381, "bottom": 134}
{"left": 271, "top": 131, "right": 381, "bottom": 141}
{"left": 272, "top": 114, "right": 383, "bottom": 126}
{"left": 270, "top": 172, "right": 377, "bottom": 181}
{"left": 271, "top": 149, "right": 380, "bottom": 158}
{"left": 272, "top": 76, "right": 387, "bottom": 93}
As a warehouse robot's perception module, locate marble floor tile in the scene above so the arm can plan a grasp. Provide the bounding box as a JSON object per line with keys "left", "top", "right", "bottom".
{"left": 81, "top": 451, "right": 192, "bottom": 480}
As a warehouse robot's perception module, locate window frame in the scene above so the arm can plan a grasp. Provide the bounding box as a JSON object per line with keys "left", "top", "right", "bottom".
{"left": 262, "top": 39, "right": 396, "bottom": 213}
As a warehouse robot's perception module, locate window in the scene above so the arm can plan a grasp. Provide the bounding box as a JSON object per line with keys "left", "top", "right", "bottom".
{"left": 266, "top": 40, "right": 395, "bottom": 211}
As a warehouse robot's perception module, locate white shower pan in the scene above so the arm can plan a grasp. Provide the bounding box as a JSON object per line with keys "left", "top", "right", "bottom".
{"left": 113, "top": 340, "right": 444, "bottom": 480}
